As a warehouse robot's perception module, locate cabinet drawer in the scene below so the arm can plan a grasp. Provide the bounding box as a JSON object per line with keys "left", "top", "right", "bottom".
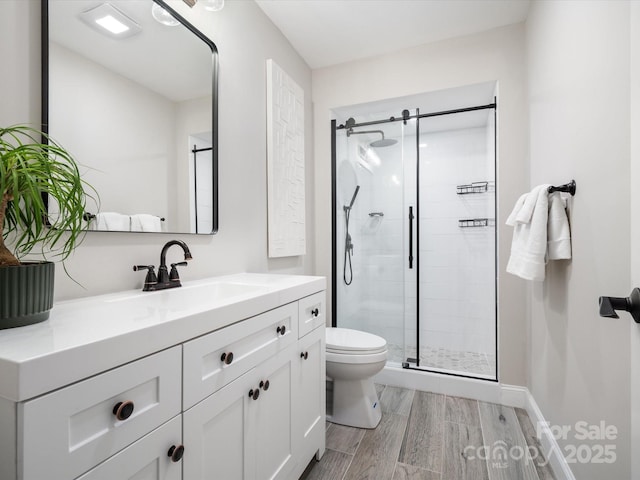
{"left": 76, "top": 415, "right": 182, "bottom": 480}
{"left": 20, "top": 347, "right": 181, "bottom": 480}
{"left": 298, "top": 292, "right": 325, "bottom": 338}
{"left": 183, "top": 302, "right": 298, "bottom": 409}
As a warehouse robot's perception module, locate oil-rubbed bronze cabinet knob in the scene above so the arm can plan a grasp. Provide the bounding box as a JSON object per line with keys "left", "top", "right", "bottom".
{"left": 112, "top": 400, "right": 135, "bottom": 421}
{"left": 300, "top": 351, "right": 309, "bottom": 360}
{"left": 276, "top": 325, "right": 286, "bottom": 336}
{"left": 311, "top": 308, "right": 319, "bottom": 317}
{"left": 167, "top": 445, "right": 185, "bottom": 462}
{"left": 220, "top": 352, "right": 234, "bottom": 365}
{"left": 248, "top": 388, "right": 260, "bottom": 400}
{"left": 259, "top": 380, "right": 270, "bottom": 391}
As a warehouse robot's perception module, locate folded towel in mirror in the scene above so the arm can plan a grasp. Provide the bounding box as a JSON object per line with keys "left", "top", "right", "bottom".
{"left": 95, "top": 212, "right": 130, "bottom": 231}
{"left": 130, "top": 214, "right": 162, "bottom": 232}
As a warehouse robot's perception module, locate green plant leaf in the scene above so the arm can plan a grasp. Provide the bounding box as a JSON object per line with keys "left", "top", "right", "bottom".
{"left": 0, "top": 125, "right": 98, "bottom": 270}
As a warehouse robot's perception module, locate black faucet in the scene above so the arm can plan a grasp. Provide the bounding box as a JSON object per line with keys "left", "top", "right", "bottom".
{"left": 133, "top": 240, "right": 192, "bottom": 291}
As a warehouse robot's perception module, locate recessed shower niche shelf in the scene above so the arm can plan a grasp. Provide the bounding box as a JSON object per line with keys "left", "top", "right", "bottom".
{"left": 458, "top": 218, "right": 495, "bottom": 228}
{"left": 456, "top": 181, "right": 489, "bottom": 195}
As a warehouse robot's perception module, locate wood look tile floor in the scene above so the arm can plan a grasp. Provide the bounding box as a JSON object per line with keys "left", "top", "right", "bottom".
{"left": 300, "top": 384, "right": 556, "bottom": 480}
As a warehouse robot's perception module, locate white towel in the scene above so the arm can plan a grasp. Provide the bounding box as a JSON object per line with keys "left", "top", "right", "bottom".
{"left": 95, "top": 212, "right": 130, "bottom": 231}
{"left": 547, "top": 192, "right": 571, "bottom": 260}
{"left": 130, "top": 214, "right": 162, "bottom": 233}
{"left": 506, "top": 185, "right": 551, "bottom": 281}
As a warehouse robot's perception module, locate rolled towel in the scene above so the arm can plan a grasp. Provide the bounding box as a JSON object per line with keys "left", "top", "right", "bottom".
{"left": 547, "top": 192, "right": 571, "bottom": 260}
{"left": 130, "top": 214, "right": 162, "bottom": 233}
{"left": 506, "top": 184, "right": 550, "bottom": 226}
{"left": 506, "top": 185, "right": 551, "bottom": 281}
{"left": 95, "top": 212, "right": 130, "bottom": 231}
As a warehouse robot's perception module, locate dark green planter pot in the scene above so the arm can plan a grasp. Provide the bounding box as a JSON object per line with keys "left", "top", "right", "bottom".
{"left": 0, "top": 261, "right": 55, "bottom": 329}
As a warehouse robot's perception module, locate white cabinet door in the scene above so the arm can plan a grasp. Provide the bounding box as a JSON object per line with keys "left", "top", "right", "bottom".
{"left": 247, "top": 347, "right": 296, "bottom": 480}
{"left": 293, "top": 326, "right": 326, "bottom": 465}
{"left": 184, "top": 347, "right": 296, "bottom": 480}
{"left": 183, "top": 370, "right": 256, "bottom": 480}
{"left": 76, "top": 416, "right": 183, "bottom": 480}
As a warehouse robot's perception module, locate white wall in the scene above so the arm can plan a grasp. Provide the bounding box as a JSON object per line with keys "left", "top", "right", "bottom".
{"left": 631, "top": 3, "right": 640, "bottom": 477}
{"left": 0, "top": 0, "right": 314, "bottom": 299}
{"left": 527, "top": 2, "right": 631, "bottom": 478}
{"left": 313, "top": 24, "right": 529, "bottom": 385}
{"left": 50, "top": 43, "right": 174, "bottom": 223}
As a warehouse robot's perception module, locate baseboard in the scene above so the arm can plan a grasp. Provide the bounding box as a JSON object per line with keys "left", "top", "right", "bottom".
{"left": 374, "top": 365, "right": 504, "bottom": 403}
{"left": 373, "top": 366, "right": 575, "bottom": 480}
{"left": 523, "top": 389, "right": 577, "bottom": 480}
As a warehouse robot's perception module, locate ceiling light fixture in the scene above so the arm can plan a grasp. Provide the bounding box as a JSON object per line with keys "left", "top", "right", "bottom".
{"left": 151, "top": 3, "right": 180, "bottom": 26}
{"left": 182, "top": 0, "right": 225, "bottom": 11}
{"left": 201, "top": 0, "right": 225, "bottom": 12}
{"left": 79, "top": 3, "right": 142, "bottom": 38}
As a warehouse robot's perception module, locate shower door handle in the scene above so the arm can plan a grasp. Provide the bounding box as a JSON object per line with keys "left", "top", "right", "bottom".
{"left": 408, "top": 206, "right": 414, "bottom": 269}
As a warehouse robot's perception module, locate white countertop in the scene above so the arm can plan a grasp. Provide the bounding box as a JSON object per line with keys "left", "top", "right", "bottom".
{"left": 0, "top": 273, "right": 325, "bottom": 402}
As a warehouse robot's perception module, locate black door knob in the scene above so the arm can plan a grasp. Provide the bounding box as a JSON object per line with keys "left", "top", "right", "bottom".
{"left": 220, "top": 352, "right": 234, "bottom": 365}
{"left": 276, "top": 325, "right": 286, "bottom": 336}
{"left": 259, "top": 380, "right": 270, "bottom": 391}
{"left": 599, "top": 288, "right": 640, "bottom": 323}
{"left": 311, "top": 308, "right": 319, "bottom": 317}
{"left": 300, "top": 351, "right": 309, "bottom": 360}
{"left": 167, "top": 445, "right": 185, "bottom": 462}
{"left": 248, "top": 388, "right": 260, "bottom": 400}
{"left": 113, "top": 400, "right": 135, "bottom": 421}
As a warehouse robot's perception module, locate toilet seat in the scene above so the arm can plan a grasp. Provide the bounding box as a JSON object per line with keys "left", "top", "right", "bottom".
{"left": 326, "top": 328, "right": 387, "bottom": 355}
{"left": 326, "top": 350, "right": 388, "bottom": 364}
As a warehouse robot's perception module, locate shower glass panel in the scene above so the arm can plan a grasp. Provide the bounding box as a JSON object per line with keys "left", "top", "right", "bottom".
{"left": 334, "top": 117, "right": 416, "bottom": 365}
{"left": 416, "top": 109, "right": 496, "bottom": 378}
{"left": 332, "top": 92, "right": 497, "bottom": 381}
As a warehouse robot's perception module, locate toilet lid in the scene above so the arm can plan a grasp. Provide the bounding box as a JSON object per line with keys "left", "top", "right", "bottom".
{"left": 326, "top": 328, "right": 387, "bottom": 354}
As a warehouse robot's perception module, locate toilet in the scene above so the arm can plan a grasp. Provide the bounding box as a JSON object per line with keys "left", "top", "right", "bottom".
{"left": 325, "top": 327, "right": 388, "bottom": 429}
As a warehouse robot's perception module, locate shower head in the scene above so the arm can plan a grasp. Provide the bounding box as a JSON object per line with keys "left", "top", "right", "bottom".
{"left": 346, "top": 128, "right": 397, "bottom": 148}
{"left": 370, "top": 137, "right": 397, "bottom": 148}
{"left": 347, "top": 185, "right": 360, "bottom": 210}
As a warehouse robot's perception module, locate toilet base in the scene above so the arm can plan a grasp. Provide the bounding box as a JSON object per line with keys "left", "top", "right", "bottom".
{"left": 327, "top": 378, "right": 382, "bottom": 429}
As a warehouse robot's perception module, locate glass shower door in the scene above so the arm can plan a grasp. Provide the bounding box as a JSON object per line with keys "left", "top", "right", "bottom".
{"left": 334, "top": 117, "right": 417, "bottom": 365}
{"left": 416, "top": 108, "right": 497, "bottom": 378}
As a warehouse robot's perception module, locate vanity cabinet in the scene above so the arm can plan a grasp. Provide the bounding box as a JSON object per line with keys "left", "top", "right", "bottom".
{"left": 0, "top": 274, "right": 325, "bottom": 480}
{"left": 183, "top": 298, "right": 326, "bottom": 480}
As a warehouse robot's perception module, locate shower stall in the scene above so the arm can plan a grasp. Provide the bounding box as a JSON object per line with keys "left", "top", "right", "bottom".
{"left": 332, "top": 90, "right": 497, "bottom": 380}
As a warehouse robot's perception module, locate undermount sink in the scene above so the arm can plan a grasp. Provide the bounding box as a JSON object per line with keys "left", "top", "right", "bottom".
{"left": 105, "top": 281, "right": 268, "bottom": 307}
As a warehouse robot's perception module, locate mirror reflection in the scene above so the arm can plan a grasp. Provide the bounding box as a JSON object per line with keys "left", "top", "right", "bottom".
{"left": 44, "top": 0, "right": 218, "bottom": 234}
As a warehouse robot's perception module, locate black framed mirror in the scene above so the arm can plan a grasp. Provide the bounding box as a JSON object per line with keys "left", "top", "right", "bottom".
{"left": 42, "top": 0, "right": 218, "bottom": 234}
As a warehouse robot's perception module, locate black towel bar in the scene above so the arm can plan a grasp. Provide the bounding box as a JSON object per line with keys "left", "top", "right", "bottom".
{"left": 548, "top": 180, "right": 576, "bottom": 196}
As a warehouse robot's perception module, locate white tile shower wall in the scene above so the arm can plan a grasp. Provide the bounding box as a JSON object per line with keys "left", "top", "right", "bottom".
{"left": 416, "top": 126, "right": 496, "bottom": 356}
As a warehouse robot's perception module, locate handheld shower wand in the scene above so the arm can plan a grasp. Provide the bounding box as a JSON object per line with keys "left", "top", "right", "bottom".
{"left": 343, "top": 185, "right": 360, "bottom": 285}
{"left": 347, "top": 185, "right": 360, "bottom": 210}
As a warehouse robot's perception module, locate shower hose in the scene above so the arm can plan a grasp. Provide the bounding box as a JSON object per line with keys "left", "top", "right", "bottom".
{"left": 343, "top": 206, "right": 354, "bottom": 285}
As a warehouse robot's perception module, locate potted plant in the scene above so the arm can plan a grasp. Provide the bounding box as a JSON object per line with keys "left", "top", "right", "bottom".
{"left": 0, "top": 125, "right": 94, "bottom": 329}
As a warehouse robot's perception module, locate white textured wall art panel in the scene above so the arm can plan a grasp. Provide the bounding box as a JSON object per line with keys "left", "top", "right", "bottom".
{"left": 266, "top": 59, "right": 306, "bottom": 257}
